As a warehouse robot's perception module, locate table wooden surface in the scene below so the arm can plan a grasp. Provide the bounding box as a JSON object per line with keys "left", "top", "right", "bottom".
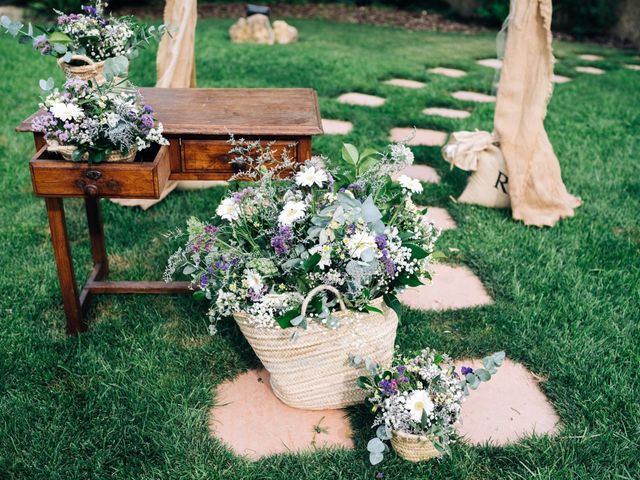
{"left": 18, "top": 87, "right": 323, "bottom": 334}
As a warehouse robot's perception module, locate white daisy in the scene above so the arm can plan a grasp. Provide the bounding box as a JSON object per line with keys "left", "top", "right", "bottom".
{"left": 245, "top": 270, "right": 263, "bottom": 292}
{"left": 278, "top": 200, "right": 307, "bottom": 225}
{"left": 406, "top": 390, "right": 434, "bottom": 422}
{"left": 50, "top": 102, "right": 84, "bottom": 121}
{"left": 295, "top": 165, "right": 328, "bottom": 188}
{"left": 397, "top": 175, "right": 423, "bottom": 194}
{"left": 216, "top": 197, "right": 240, "bottom": 222}
{"left": 344, "top": 230, "right": 376, "bottom": 260}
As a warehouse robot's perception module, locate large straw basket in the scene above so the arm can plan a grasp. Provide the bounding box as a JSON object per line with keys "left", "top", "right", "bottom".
{"left": 233, "top": 285, "right": 399, "bottom": 410}
{"left": 390, "top": 430, "right": 441, "bottom": 462}
{"left": 58, "top": 54, "right": 106, "bottom": 83}
{"left": 47, "top": 144, "right": 137, "bottom": 163}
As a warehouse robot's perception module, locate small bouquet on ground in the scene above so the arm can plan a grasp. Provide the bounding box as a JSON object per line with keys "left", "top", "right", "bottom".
{"left": 1, "top": 1, "right": 168, "bottom": 81}
{"left": 360, "top": 349, "right": 505, "bottom": 464}
{"left": 34, "top": 76, "right": 168, "bottom": 163}
{"left": 166, "top": 138, "right": 441, "bottom": 335}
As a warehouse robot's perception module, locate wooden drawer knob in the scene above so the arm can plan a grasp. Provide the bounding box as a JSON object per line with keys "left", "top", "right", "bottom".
{"left": 83, "top": 184, "right": 98, "bottom": 197}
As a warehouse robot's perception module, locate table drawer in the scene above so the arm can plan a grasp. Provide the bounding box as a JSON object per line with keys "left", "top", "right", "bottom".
{"left": 181, "top": 139, "right": 297, "bottom": 173}
{"left": 30, "top": 145, "right": 170, "bottom": 198}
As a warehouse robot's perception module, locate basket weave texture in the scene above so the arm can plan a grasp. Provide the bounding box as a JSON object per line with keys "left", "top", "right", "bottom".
{"left": 47, "top": 144, "right": 137, "bottom": 163}
{"left": 57, "top": 55, "right": 106, "bottom": 83}
{"left": 233, "top": 286, "right": 398, "bottom": 410}
{"left": 390, "top": 430, "right": 440, "bottom": 462}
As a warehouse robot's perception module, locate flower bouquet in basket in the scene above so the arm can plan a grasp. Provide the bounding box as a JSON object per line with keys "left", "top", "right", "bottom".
{"left": 359, "top": 349, "right": 505, "bottom": 464}
{"left": 166, "top": 139, "right": 442, "bottom": 409}
{"left": 34, "top": 76, "right": 168, "bottom": 163}
{"left": 1, "top": 1, "right": 167, "bottom": 82}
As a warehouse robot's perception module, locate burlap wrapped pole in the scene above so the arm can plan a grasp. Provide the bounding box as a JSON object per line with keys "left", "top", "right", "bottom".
{"left": 494, "top": 0, "right": 581, "bottom": 226}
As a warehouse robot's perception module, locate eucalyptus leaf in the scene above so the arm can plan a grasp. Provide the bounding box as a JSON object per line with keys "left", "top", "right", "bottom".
{"left": 376, "top": 425, "right": 392, "bottom": 441}
{"left": 369, "top": 452, "right": 384, "bottom": 465}
{"left": 475, "top": 368, "right": 491, "bottom": 381}
{"left": 103, "top": 55, "right": 129, "bottom": 81}
{"left": 182, "top": 265, "right": 195, "bottom": 275}
{"left": 367, "top": 437, "right": 385, "bottom": 453}
{"left": 493, "top": 351, "right": 506, "bottom": 366}
{"left": 341, "top": 143, "right": 359, "bottom": 166}
{"left": 39, "top": 77, "right": 54, "bottom": 91}
{"left": 290, "top": 315, "right": 304, "bottom": 326}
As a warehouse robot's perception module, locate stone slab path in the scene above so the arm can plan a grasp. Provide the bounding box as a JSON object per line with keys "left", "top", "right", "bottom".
{"left": 389, "top": 127, "right": 447, "bottom": 146}
{"left": 393, "top": 164, "right": 441, "bottom": 184}
{"left": 476, "top": 58, "right": 503, "bottom": 69}
{"left": 384, "top": 78, "right": 426, "bottom": 89}
{"left": 420, "top": 206, "right": 457, "bottom": 231}
{"left": 428, "top": 67, "right": 467, "bottom": 78}
{"left": 337, "top": 92, "right": 385, "bottom": 107}
{"left": 452, "top": 91, "right": 496, "bottom": 103}
{"left": 399, "top": 263, "right": 493, "bottom": 310}
{"left": 422, "top": 107, "right": 471, "bottom": 119}
{"left": 322, "top": 118, "right": 353, "bottom": 135}
{"left": 210, "top": 369, "right": 354, "bottom": 459}
{"left": 625, "top": 64, "right": 640, "bottom": 71}
{"left": 575, "top": 66, "right": 605, "bottom": 75}
{"left": 458, "top": 358, "right": 560, "bottom": 445}
{"left": 578, "top": 54, "right": 604, "bottom": 61}
{"left": 552, "top": 74, "right": 572, "bottom": 84}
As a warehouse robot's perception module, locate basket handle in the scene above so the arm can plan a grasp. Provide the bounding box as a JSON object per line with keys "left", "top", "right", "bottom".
{"left": 57, "top": 54, "right": 96, "bottom": 67}
{"left": 301, "top": 285, "right": 347, "bottom": 317}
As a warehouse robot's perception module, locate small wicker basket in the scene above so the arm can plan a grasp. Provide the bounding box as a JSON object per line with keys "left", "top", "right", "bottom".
{"left": 47, "top": 144, "right": 137, "bottom": 163}
{"left": 57, "top": 55, "right": 106, "bottom": 83}
{"left": 233, "top": 285, "right": 398, "bottom": 410}
{"left": 390, "top": 430, "right": 441, "bottom": 462}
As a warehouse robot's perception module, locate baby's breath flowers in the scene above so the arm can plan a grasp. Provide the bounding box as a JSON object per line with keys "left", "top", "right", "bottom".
{"left": 166, "top": 140, "right": 441, "bottom": 335}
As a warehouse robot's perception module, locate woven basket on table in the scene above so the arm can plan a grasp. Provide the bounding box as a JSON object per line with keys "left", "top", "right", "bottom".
{"left": 391, "top": 430, "right": 441, "bottom": 462}
{"left": 57, "top": 55, "right": 106, "bottom": 83}
{"left": 47, "top": 144, "right": 137, "bottom": 163}
{"left": 233, "top": 285, "right": 399, "bottom": 410}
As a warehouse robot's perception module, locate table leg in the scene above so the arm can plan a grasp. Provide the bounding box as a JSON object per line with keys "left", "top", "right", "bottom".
{"left": 85, "top": 197, "right": 109, "bottom": 279}
{"left": 45, "top": 197, "right": 86, "bottom": 334}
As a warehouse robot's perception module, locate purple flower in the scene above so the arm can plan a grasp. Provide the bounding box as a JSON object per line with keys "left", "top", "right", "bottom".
{"left": 271, "top": 235, "right": 288, "bottom": 255}
{"left": 143, "top": 104, "right": 154, "bottom": 114}
{"left": 58, "top": 132, "right": 69, "bottom": 142}
{"left": 346, "top": 223, "right": 356, "bottom": 235}
{"left": 461, "top": 366, "right": 474, "bottom": 376}
{"left": 230, "top": 257, "right": 240, "bottom": 267}
{"left": 215, "top": 259, "right": 230, "bottom": 271}
{"left": 32, "top": 34, "right": 48, "bottom": 52}
{"left": 279, "top": 225, "right": 293, "bottom": 240}
{"left": 204, "top": 224, "right": 218, "bottom": 235}
{"left": 82, "top": 5, "right": 98, "bottom": 16}
{"left": 375, "top": 234, "right": 387, "bottom": 250}
{"left": 200, "top": 275, "right": 209, "bottom": 288}
{"left": 141, "top": 114, "right": 154, "bottom": 131}
{"left": 376, "top": 473, "right": 384, "bottom": 480}
{"left": 378, "top": 379, "right": 398, "bottom": 396}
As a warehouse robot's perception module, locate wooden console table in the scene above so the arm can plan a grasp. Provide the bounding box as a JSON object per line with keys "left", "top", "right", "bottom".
{"left": 17, "top": 88, "right": 323, "bottom": 334}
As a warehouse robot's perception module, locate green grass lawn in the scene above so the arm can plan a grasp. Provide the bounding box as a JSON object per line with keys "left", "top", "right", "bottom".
{"left": 1, "top": 17, "right": 639, "bottom": 480}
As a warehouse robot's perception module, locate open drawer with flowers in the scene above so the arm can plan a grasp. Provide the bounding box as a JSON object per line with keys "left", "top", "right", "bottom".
{"left": 30, "top": 144, "right": 170, "bottom": 198}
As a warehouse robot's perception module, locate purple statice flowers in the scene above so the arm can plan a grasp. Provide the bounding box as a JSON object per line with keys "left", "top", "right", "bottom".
{"left": 270, "top": 225, "right": 293, "bottom": 255}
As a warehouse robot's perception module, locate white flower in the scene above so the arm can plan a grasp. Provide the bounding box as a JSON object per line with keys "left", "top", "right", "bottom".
{"left": 278, "top": 200, "right": 307, "bottom": 225}
{"left": 397, "top": 175, "right": 423, "bottom": 194}
{"left": 105, "top": 112, "right": 120, "bottom": 128}
{"left": 216, "top": 197, "right": 240, "bottom": 222}
{"left": 50, "top": 102, "right": 84, "bottom": 121}
{"left": 295, "top": 165, "right": 328, "bottom": 188}
{"left": 245, "top": 270, "right": 263, "bottom": 292}
{"left": 391, "top": 143, "right": 414, "bottom": 165}
{"left": 406, "top": 390, "right": 434, "bottom": 422}
{"left": 344, "top": 230, "right": 376, "bottom": 260}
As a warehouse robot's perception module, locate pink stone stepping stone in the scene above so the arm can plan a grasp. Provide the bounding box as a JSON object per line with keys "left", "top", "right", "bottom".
{"left": 457, "top": 358, "right": 560, "bottom": 445}
{"left": 625, "top": 64, "right": 640, "bottom": 71}
{"left": 552, "top": 74, "right": 572, "bottom": 84}
{"left": 337, "top": 92, "right": 385, "bottom": 107}
{"left": 575, "top": 66, "right": 605, "bottom": 75}
{"left": 422, "top": 107, "right": 471, "bottom": 119}
{"left": 384, "top": 78, "right": 426, "bottom": 89}
{"left": 389, "top": 127, "right": 447, "bottom": 147}
{"left": 393, "top": 164, "right": 440, "bottom": 184}
{"left": 452, "top": 91, "right": 496, "bottom": 103}
{"left": 399, "top": 263, "right": 492, "bottom": 310}
{"left": 322, "top": 118, "right": 353, "bottom": 135}
{"left": 578, "top": 54, "right": 604, "bottom": 61}
{"left": 476, "top": 58, "right": 503, "bottom": 69}
{"left": 428, "top": 67, "right": 467, "bottom": 78}
{"left": 419, "top": 206, "right": 457, "bottom": 231}
{"left": 209, "top": 369, "right": 354, "bottom": 460}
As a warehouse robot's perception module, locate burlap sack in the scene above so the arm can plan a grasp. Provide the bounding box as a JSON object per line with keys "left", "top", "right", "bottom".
{"left": 443, "top": 131, "right": 510, "bottom": 209}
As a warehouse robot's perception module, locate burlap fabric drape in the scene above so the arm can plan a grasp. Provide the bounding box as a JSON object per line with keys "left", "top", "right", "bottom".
{"left": 494, "top": 0, "right": 581, "bottom": 226}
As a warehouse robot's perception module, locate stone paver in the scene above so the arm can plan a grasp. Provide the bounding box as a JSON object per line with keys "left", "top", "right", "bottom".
{"left": 552, "top": 74, "right": 572, "bottom": 84}
{"left": 578, "top": 54, "right": 604, "bottom": 61}
{"left": 337, "top": 92, "right": 385, "bottom": 107}
{"left": 419, "top": 206, "right": 457, "bottom": 231}
{"left": 210, "top": 369, "right": 354, "bottom": 460}
{"left": 457, "top": 358, "right": 560, "bottom": 446}
{"left": 575, "top": 66, "right": 605, "bottom": 75}
{"left": 393, "top": 164, "right": 441, "bottom": 184}
{"left": 389, "top": 127, "right": 447, "bottom": 147}
{"left": 625, "top": 64, "right": 640, "bottom": 71}
{"left": 452, "top": 91, "right": 496, "bottom": 103}
{"left": 322, "top": 118, "right": 353, "bottom": 135}
{"left": 384, "top": 78, "right": 426, "bottom": 89}
{"left": 399, "top": 263, "right": 492, "bottom": 310}
{"left": 428, "top": 67, "right": 467, "bottom": 78}
{"left": 422, "top": 107, "right": 471, "bottom": 119}
{"left": 476, "top": 58, "right": 503, "bottom": 69}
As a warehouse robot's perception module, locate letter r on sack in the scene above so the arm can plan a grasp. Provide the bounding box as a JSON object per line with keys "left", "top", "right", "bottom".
{"left": 494, "top": 171, "right": 508, "bottom": 194}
